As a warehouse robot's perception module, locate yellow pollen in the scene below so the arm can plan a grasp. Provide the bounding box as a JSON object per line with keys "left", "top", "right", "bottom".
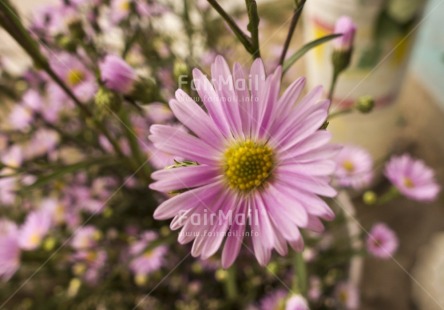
{"left": 339, "top": 291, "right": 348, "bottom": 303}
{"left": 342, "top": 160, "right": 355, "bottom": 173}
{"left": 143, "top": 250, "right": 154, "bottom": 258}
{"left": 119, "top": 0, "right": 131, "bottom": 11}
{"left": 29, "top": 234, "right": 41, "bottom": 246}
{"left": 67, "top": 69, "right": 85, "bottom": 87}
{"left": 223, "top": 140, "right": 274, "bottom": 192}
{"left": 403, "top": 177, "right": 415, "bottom": 188}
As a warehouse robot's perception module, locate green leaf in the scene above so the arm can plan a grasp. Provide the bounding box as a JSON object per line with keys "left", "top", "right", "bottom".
{"left": 283, "top": 34, "right": 341, "bottom": 73}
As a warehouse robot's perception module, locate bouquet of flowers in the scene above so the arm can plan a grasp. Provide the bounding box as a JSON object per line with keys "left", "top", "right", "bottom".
{"left": 0, "top": 0, "right": 440, "bottom": 309}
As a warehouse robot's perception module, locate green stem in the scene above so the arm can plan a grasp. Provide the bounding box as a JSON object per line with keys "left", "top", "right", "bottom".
{"left": 225, "top": 266, "right": 238, "bottom": 302}
{"left": 328, "top": 107, "right": 354, "bottom": 120}
{"left": 292, "top": 251, "right": 307, "bottom": 296}
{"left": 377, "top": 186, "right": 400, "bottom": 205}
{"left": 183, "top": 0, "right": 194, "bottom": 60}
{"left": 279, "top": 0, "right": 306, "bottom": 65}
{"left": 207, "top": 0, "right": 253, "bottom": 54}
{"left": 328, "top": 70, "right": 339, "bottom": 102}
{"left": 119, "top": 108, "right": 151, "bottom": 182}
{"left": 245, "top": 0, "right": 260, "bottom": 59}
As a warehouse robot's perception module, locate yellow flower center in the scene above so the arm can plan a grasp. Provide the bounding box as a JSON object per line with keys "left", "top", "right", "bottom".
{"left": 119, "top": 0, "right": 131, "bottom": 11}
{"left": 223, "top": 140, "right": 274, "bottom": 192}
{"left": 29, "top": 233, "right": 41, "bottom": 247}
{"left": 143, "top": 250, "right": 154, "bottom": 258}
{"left": 342, "top": 160, "right": 355, "bottom": 173}
{"left": 67, "top": 69, "right": 85, "bottom": 87}
{"left": 339, "top": 291, "right": 348, "bottom": 303}
{"left": 403, "top": 177, "right": 415, "bottom": 188}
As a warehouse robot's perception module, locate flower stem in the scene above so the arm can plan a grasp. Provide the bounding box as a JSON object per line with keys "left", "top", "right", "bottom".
{"left": 336, "top": 191, "right": 364, "bottom": 287}
{"left": 245, "top": 0, "right": 260, "bottom": 59}
{"left": 279, "top": 0, "right": 306, "bottom": 65}
{"left": 224, "top": 266, "right": 238, "bottom": 301}
{"left": 119, "top": 108, "right": 151, "bottom": 182}
{"left": 207, "top": 0, "right": 253, "bottom": 54}
{"left": 377, "top": 186, "right": 400, "bottom": 205}
{"left": 328, "top": 107, "right": 354, "bottom": 120}
{"left": 328, "top": 69, "right": 339, "bottom": 102}
{"left": 292, "top": 251, "right": 307, "bottom": 295}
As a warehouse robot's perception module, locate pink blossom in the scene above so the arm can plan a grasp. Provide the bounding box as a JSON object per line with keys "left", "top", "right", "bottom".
{"left": 335, "top": 282, "right": 360, "bottom": 309}
{"left": 150, "top": 56, "right": 337, "bottom": 267}
{"left": 18, "top": 210, "right": 53, "bottom": 250}
{"left": 367, "top": 223, "right": 398, "bottom": 259}
{"left": 334, "top": 145, "right": 373, "bottom": 189}
{"left": 99, "top": 55, "right": 136, "bottom": 94}
{"left": 385, "top": 154, "right": 440, "bottom": 202}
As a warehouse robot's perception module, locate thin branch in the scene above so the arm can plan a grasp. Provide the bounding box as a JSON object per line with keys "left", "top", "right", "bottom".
{"left": 207, "top": 0, "right": 253, "bottom": 53}
{"left": 279, "top": 0, "right": 306, "bottom": 65}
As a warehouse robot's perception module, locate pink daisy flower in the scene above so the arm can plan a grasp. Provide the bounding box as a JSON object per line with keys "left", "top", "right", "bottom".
{"left": 285, "top": 295, "right": 309, "bottom": 310}
{"left": 129, "top": 231, "right": 167, "bottom": 277}
{"left": 335, "top": 281, "right": 360, "bottom": 309}
{"left": 50, "top": 53, "right": 97, "bottom": 102}
{"left": 71, "top": 226, "right": 101, "bottom": 250}
{"left": 99, "top": 55, "right": 136, "bottom": 94}
{"left": 0, "top": 219, "right": 20, "bottom": 281}
{"left": 18, "top": 210, "right": 53, "bottom": 250}
{"left": 149, "top": 56, "right": 337, "bottom": 267}
{"left": 385, "top": 154, "right": 440, "bottom": 202}
{"left": 334, "top": 145, "right": 373, "bottom": 190}
{"left": 259, "top": 290, "right": 287, "bottom": 310}
{"left": 366, "top": 223, "right": 398, "bottom": 259}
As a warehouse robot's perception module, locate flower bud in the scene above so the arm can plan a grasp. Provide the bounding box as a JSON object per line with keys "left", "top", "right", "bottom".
{"left": 356, "top": 95, "right": 375, "bottom": 113}
{"left": 333, "top": 16, "right": 356, "bottom": 52}
{"left": 67, "top": 19, "right": 85, "bottom": 40}
{"left": 56, "top": 35, "right": 77, "bottom": 53}
{"left": 43, "top": 237, "right": 56, "bottom": 251}
{"left": 135, "top": 274, "right": 148, "bottom": 286}
{"left": 67, "top": 278, "right": 82, "bottom": 298}
{"left": 363, "top": 191, "right": 377, "bottom": 205}
{"left": 99, "top": 55, "right": 137, "bottom": 95}
{"left": 332, "top": 16, "right": 356, "bottom": 74}
{"left": 94, "top": 87, "right": 121, "bottom": 116}
{"left": 215, "top": 269, "right": 227, "bottom": 281}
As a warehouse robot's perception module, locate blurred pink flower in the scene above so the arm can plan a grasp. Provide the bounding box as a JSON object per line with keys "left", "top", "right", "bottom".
{"left": 308, "top": 276, "right": 322, "bottom": 301}
{"left": 0, "top": 220, "right": 20, "bottom": 281}
{"left": 366, "top": 223, "right": 398, "bottom": 259}
{"left": 146, "top": 102, "right": 174, "bottom": 124}
{"left": 129, "top": 232, "right": 167, "bottom": 277}
{"left": 18, "top": 210, "right": 53, "bottom": 250}
{"left": 8, "top": 105, "right": 33, "bottom": 131}
{"left": 71, "top": 226, "right": 101, "bottom": 250}
{"left": 335, "top": 282, "right": 359, "bottom": 309}
{"left": 385, "top": 154, "right": 440, "bottom": 202}
{"left": 50, "top": 53, "right": 97, "bottom": 102}
{"left": 334, "top": 145, "right": 373, "bottom": 189}
{"left": 25, "top": 129, "right": 60, "bottom": 159}
{"left": 285, "top": 295, "right": 309, "bottom": 310}
{"left": 259, "top": 290, "right": 287, "bottom": 310}
{"left": 99, "top": 55, "right": 136, "bottom": 94}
